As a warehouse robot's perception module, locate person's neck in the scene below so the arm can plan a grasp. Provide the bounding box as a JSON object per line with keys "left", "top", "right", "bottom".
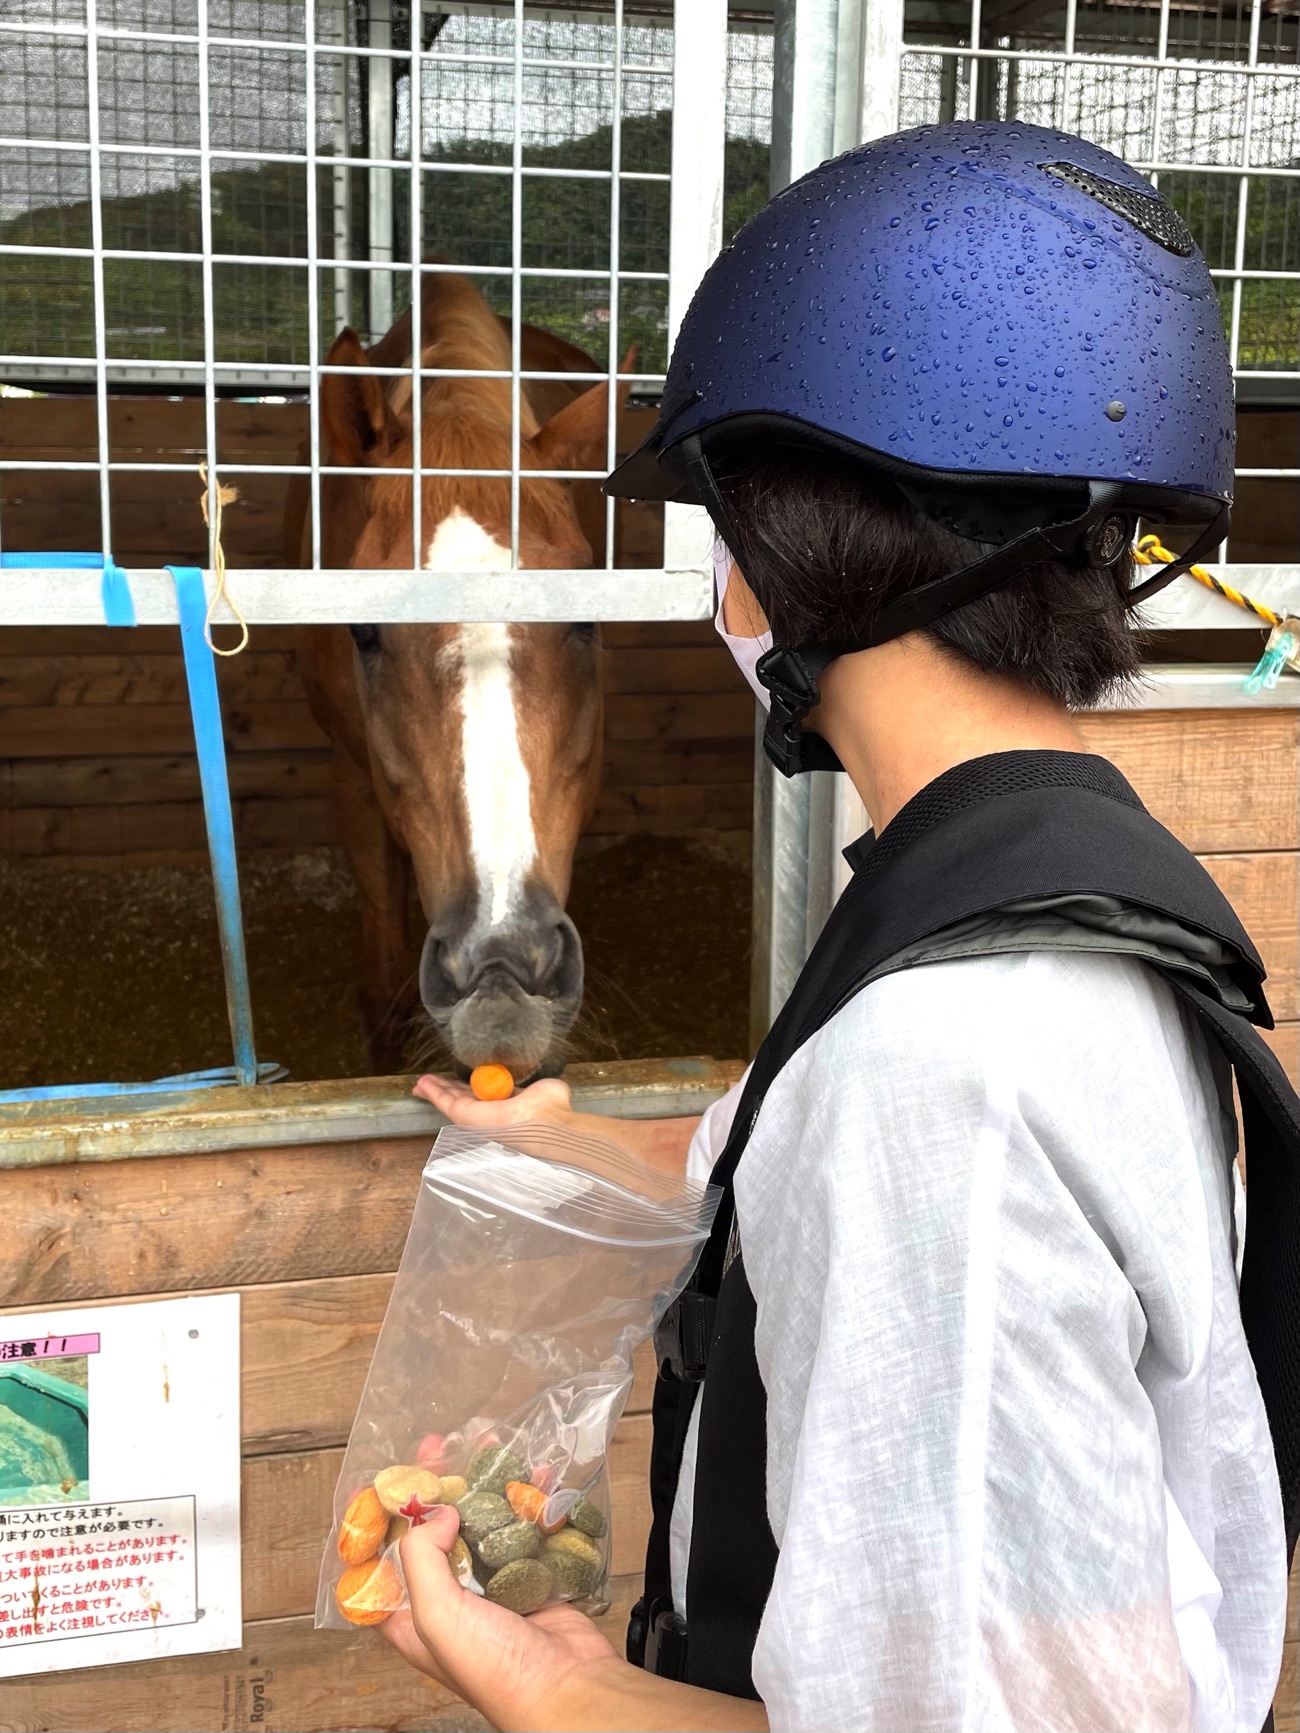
{"left": 814, "top": 632, "right": 1089, "bottom": 834}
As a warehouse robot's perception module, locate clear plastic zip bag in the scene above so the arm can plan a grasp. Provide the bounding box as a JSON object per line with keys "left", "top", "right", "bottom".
{"left": 316, "top": 1121, "right": 718, "bottom": 1630}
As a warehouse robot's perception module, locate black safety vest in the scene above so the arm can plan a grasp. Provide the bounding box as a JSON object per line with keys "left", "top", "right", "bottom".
{"left": 632, "top": 750, "right": 1300, "bottom": 1710}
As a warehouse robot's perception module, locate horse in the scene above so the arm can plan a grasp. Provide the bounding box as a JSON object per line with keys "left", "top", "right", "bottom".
{"left": 286, "top": 272, "right": 627, "bottom": 1078}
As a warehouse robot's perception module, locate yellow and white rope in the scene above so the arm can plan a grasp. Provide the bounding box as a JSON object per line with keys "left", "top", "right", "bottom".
{"left": 198, "top": 461, "right": 250, "bottom": 656}
{"left": 1132, "top": 533, "right": 1282, "bottom": 628}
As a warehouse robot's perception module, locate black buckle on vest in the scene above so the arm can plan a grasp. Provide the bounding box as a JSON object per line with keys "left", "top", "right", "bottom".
{"left": 654, "top": 1288, "right": 717, "bottom": 1383}
{"left": 645, "top": 1601, "right": 690, "bottom": 1682}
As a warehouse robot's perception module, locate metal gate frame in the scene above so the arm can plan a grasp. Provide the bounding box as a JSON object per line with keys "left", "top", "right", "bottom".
{"left": 750, "top": 0, "right": 1300, "bottom": 1046}
{"left": 0, "top": 0, "right": 727, "bottom": 1104}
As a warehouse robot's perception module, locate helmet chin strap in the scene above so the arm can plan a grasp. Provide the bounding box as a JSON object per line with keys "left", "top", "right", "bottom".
{"left": 682, "top": 434, "right": 1231, "bottom": 780}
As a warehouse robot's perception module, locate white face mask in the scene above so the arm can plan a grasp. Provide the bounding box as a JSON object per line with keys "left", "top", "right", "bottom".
{"left": 713, "top": 539, "right": 774, "bottom": 711}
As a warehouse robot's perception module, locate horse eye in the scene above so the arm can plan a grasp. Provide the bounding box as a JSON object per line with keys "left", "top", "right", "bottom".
{"left": 350, "top": 623, "right": 381, "bottom": 655}
{"left": 568, "top": 622, "right": 597, "bottom": 644}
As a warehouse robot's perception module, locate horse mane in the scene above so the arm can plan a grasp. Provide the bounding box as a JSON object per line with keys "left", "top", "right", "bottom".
{"left": 367, "top": 272, "right": 591, "bottom": 557}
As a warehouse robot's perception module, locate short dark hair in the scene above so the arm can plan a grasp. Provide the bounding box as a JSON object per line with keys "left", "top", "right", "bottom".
{"left": 719, "top": 449, "right": 1144, "bottom": 709}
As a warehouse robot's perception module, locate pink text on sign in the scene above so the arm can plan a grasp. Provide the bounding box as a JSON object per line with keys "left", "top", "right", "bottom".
{"left": 0, "top": 1334, "right": 100, "bottom": 1363}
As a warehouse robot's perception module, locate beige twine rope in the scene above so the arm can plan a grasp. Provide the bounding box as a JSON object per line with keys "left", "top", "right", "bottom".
{"left": 198, "top": 461, "right": 250, "bottom": 655}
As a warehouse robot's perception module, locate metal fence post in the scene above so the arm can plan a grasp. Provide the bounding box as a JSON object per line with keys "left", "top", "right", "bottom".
{"left": 750, "top": 0, "right": 893, "bottom": 1047}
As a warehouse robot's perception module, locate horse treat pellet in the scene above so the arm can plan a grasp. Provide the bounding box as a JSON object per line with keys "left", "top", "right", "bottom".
{"left": 484, "top": 1558, "right": 552, "bottom": 1614}
{"left": 476, "top": 1518, "right": 541, "bottom": 1570}
{"left": 469, "top": 1064, "right": 514, "bottom": 1101}
{"left": 373, "top": 1464, "right": 443, "bottom": 1516}
{"left": 467, "top": 1445, "right": 528, "bottom": 1494}
{"left": 455, "top": 1490, "right": 514, "bottom": 1546}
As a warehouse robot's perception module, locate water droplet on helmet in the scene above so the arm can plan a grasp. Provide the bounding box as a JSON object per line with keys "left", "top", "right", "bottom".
{"left": 1054, "top": 366, "right": 1066, "bottom": 377}
{"left": 882, "top": 347, "right": 896, "bottom": 361}
{"left": 1003, "top": 414, "right": 1015, "bottom": 426}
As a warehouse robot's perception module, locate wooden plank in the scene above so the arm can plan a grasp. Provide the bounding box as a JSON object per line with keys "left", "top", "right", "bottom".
{"left": 0, "top": 794, "right": 336, "bottom": 857}
{"left": 243, "top": 1415, "right": 651, "bottom": 1623}
{"left": 2, "top": 743, "right": 743, "bottom": 810}
{"left": 1077, "top": 710, "right": 1298, "bottom": 854}
{"left": 0, "top": 750, "right": 333, "bottom": 809}
{"left": 603, "top": 691, "right": 754, "bottom": 743}
{"left": 602, "top": 741, "right": 753, "bottom": 788}
{"left": 0, "top": 1577, "right": 642, "bottom": 1732}
{"left": 0, "top": 649, "right": 305, "bottom": 708}
{"left": 604, "top": 621, "right": 720, "bottom": 649}
{"left": 0, "top": 626, "right": 304, "bottom": 656}
{"left": 1265, "top": 1023, "right": 1299, "bottom": 1086}
{"left": 1, "top": 700, "right": 329, "bottom": 758}
{"left": 603, "top": 646, "right": 740, "bottom": 696}
{"left": 1200, "top": 853, "right": 1299, "bottom": 1021}
{"left": 1278, "top": 1642, "right": 1298, "bottom": 1733}
{"left": 0, "top": 1137, "right": 433, "bottom": 1306}
{"left": 588, "top": 782, "right": 754, "bottom": 833}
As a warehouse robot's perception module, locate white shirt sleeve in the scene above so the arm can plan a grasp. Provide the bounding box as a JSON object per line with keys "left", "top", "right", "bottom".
{"left": 732, "top": 951, "right": 1279, "bottom": 1733}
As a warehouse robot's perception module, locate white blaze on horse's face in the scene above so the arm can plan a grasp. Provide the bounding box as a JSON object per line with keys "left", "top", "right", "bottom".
{"left": 426, "top": 507, "right": 538, "bottom": 932}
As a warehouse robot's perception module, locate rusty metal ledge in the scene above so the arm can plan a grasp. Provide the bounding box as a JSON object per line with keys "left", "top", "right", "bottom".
{"left": 0, "top": 1058, "right": 745, "bottom": 1170}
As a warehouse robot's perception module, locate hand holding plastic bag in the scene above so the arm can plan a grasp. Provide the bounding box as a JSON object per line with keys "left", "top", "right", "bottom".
{"left": 317, "top": 1121, "right": 717, "bottom": 1629}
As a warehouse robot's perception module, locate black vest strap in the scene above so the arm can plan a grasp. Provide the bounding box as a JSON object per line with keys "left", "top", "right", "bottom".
{"left": 636, "top": 749, "right": 1299, "bottom": 1706}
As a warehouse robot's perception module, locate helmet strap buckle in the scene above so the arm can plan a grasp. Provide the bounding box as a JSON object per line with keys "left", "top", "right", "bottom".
{"left": 756, "top": 647, "right": 844, "bottom": 777}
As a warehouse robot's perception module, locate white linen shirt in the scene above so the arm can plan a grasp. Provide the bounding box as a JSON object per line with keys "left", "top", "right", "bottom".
{"left": 671, "top": 950, "right": 1286, "bottom": 1733}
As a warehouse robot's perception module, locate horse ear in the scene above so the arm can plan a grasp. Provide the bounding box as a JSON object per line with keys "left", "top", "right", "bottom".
{"left": 530, "top": 346, "right": 637, "bottom": 473}
{"left": 320, "top": 328, "right": 392, "bottom": 464}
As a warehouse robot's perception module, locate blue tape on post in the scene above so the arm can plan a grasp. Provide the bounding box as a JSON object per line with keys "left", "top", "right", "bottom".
{"left": 168, "top": 566, "right": 260, "bottom": 1088}
{"left": 0, "top": 550, "right": 136, "bottom": 626}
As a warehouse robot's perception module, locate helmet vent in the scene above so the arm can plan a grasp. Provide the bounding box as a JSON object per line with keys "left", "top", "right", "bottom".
{"left": 1040, "top": 161, "right": 1196, "bottom": 257}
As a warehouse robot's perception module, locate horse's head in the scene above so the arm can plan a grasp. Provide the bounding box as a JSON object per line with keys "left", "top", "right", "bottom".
{"left": 316, "top": 278, "right": 622, "bottom": 1079}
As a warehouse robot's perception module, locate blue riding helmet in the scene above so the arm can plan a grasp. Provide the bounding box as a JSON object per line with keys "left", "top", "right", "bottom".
{"left": 605, "top": 120, "right": 1235, "bottom": 775}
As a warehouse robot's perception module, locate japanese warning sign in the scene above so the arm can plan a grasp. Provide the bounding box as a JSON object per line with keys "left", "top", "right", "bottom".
{"left": 0, "top": 1293, "right": 240, "bottom": 1676}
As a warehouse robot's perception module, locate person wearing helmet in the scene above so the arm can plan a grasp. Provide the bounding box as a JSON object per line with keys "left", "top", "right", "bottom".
{"left": 385, "top": 122, "right": 1296, "bottom": 1733}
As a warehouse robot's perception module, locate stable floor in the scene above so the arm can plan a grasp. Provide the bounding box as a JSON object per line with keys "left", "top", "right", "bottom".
{"left": 0, "top": 835, "right": 751, "bottom": 1090}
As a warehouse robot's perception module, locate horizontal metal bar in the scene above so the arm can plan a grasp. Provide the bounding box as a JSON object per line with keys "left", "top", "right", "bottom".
{"left": 0, "top": 1057, "right": 742, "bottom": 1170}
{"left": 0, "top": 566, "right": 714, "bottom": 624}
{"left": 1095, "top": 663, "right": 1300, "bottom": 710}
{"left": 0, "top": 461, "right": 623, "bottom": 480}
{"left": 0, "top": 246, "right": 670, "bottom": 284}
{"left": 1140, "top": 566, "right": 1300, "bottom": 629}
{"left": 0, "top": 138, "right": 671, "bottom": 184}
{"left": 902, "top": 41, "right": 1300, "bottom": 79}
{"left": 0, "top": 20, "right": 674, "bottom": 79}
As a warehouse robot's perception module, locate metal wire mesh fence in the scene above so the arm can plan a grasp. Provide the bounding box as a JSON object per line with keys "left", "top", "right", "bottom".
{"left": 898, "top": 0, "right": 1300, "bottom": 382}
{"left": 0, "top": 4, "right": 770, "bottom": 384}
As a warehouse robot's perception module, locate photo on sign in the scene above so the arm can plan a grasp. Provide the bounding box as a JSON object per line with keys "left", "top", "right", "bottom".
{"left": 0, "top": 1355, "right": 90, "bottom": 1507}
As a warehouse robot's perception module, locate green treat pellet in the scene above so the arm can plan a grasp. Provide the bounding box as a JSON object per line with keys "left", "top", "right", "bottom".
{"left": 467, "top": 1446, "right": 528, "bottom": 1495}
{"left": 542, "top": 1527, "right": 602, "bottom": 1569}
{"left": 543, "top": 1547, "right": 599, "bottom": 1600}
{"left": 475, "top": 1519, "right": 540, "bottom": 1571}
{"left": 568, "top": 1496, "right": 607, "bottom": 1538}
{"left": 484, "top": 1558, "right": 552, "bottom": 1615}
{"left": 541, "top": 1532, "right": 602, "bottom": 1598}
{"left": 456, "top": 1490, "right": 513, "bottom": 1547}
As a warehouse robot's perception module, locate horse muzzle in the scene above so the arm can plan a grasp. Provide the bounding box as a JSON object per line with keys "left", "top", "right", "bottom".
{"left": 419, "top": 899, "right": 584, "bottom": 1077}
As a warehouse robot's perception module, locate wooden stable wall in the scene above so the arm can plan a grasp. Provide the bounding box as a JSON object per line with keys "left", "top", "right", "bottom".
{"left": 0, "top": 396, "right": 751, "bottom": 861}
{"left": 0, "top": 715, "right": 1295, "bottom": 1732}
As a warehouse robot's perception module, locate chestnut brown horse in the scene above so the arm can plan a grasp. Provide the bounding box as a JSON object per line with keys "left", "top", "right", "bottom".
{"left": 287, "top": 274, "right": 626, "bottom": 1076}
